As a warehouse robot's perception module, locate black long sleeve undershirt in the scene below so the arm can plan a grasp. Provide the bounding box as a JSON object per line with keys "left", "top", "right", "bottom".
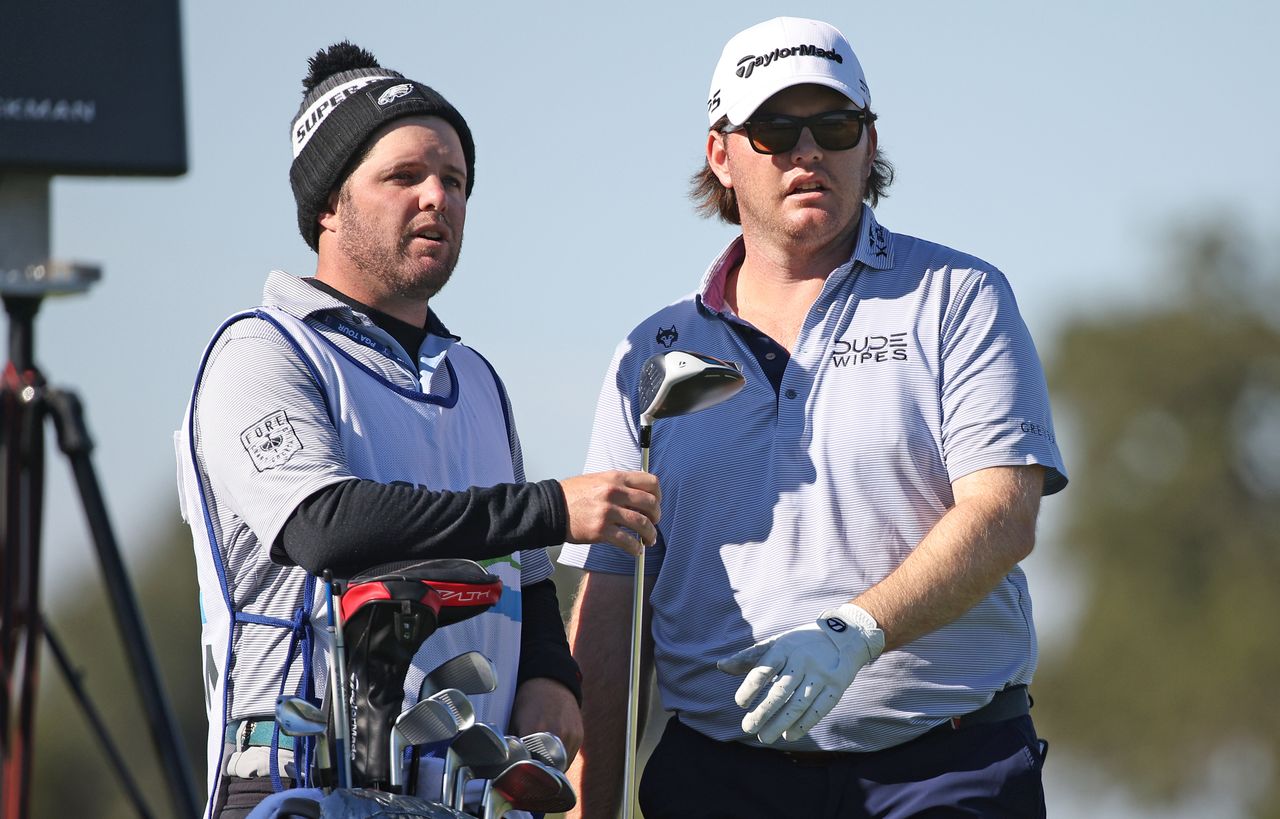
{"left": 275, "top": 477, "right": 567, "bottom": 577}
{"left": 518, "top": 576, "right": 582, "bottom": 701}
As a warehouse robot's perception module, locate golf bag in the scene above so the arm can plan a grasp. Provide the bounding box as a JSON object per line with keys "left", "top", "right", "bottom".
{"left": 336, "top": 559, "right": 502, "bottom": 790}
{"left": 249, "top": 787, "right": 469, "bottom": 818}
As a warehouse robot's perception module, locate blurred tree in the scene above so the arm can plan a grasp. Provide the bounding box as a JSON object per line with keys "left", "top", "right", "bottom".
{"left": 31, "top": 518, "right": 204, "bottom": 819}
{"left": 1035, "top": 221, "right": 1280, "bottom": 817}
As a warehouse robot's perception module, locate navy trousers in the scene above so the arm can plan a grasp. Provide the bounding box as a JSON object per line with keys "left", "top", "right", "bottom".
{"left": 639, "top": 715, "right": 1047, "bottom": 818}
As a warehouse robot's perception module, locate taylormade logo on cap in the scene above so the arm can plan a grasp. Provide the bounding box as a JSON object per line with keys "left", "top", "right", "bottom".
{"left": 735, "top": 44, "right": 844, "bottom": 79}
{"left": 706, "top": 17, "right": 870, "bottom": 127}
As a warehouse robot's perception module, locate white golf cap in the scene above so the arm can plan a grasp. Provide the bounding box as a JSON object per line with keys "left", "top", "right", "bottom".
{"left": 705, "top": 17, "right": 870, "bottom": 127}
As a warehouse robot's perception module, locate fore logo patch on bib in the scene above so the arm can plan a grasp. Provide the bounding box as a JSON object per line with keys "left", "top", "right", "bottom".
{"left": 240, "top": 410, "right": 303, "bottom": 471}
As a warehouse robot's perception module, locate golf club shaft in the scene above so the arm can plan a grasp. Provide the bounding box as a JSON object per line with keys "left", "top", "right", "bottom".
{"left": 389, "top": 735, "right": 402, "bottom": 790}
{"left": 622, "top": 438, "right": 651, "bottom": 819}
{"left": 452, "top": 767, "right": 476, "bottom": 812}
{"left": 482, "top": 780, "right": 515, "bottom": 819}
{"left": 329, "top": 577, "right": 354, "bottom": 788}
{"left": 442, "top": 754, "right": 461, "bottom": 810}
{"left": 325, "top": 652, "right": 346, "bottom": 789}
{"left": 314, "top": 692, "right": 333, "bottom": 786}
{"left": 322, "top": 576, "right": 345, "bottom": 789}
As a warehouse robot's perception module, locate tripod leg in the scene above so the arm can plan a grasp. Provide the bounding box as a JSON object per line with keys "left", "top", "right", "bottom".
{"left": 1, "top": 385, "right": 7, "bottom": 782}
{"left": 1, "top": 382, "right": 12, "bottom": 809}
{"left": 2, "top": 365, "right": 46, "bottom": 819}
{"left": 45, "top": 388, "right": 199, "bottom": 819}
{"left": 43, "top": 623, "right": 156, "bottom": 819}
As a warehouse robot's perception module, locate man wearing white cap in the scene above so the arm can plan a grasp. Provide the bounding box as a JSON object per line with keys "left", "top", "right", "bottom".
{"left": 561, "top": 17, "right": 1066, "bottom": 817}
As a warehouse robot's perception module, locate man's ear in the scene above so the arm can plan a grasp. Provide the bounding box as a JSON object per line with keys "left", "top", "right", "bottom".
{"left": 317, "top": 189, "right": 341, "bottom": 233}
{"left": 707, "top": 130, "right": 733, "bottom": 189}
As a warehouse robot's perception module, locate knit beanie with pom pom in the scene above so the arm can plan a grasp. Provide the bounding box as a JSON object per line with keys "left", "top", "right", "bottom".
{"left": 288, "top": 41, "right": 475, "bottom": 250}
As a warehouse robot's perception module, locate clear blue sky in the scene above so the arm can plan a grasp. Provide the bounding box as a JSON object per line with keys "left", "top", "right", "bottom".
{"left": 25, "top": 2, "right": 1280, "bottom": 814}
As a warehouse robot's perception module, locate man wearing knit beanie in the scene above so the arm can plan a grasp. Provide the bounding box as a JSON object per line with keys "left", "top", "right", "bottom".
{"left": 176, "top": 42, "right": 661, "bottom": 817}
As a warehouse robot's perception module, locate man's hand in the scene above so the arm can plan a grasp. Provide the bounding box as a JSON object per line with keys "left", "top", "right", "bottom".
{"left": 509, "top": 677, "right": 583, "bottom": 763}
{"left": 560, "top": 471, "right": 661, "bottom": 556}
{"left": 716, "top": 603, "right": 884, "bottom": 743}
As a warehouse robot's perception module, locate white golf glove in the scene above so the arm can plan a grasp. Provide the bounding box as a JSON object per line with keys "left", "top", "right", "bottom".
{"left": 716, "top": 603, "right": 884, "bottom": 744}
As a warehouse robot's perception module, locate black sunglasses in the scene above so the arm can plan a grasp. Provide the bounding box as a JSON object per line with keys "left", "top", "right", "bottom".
{"left": 720, "top": 109, "right": 876, "bottom": 155}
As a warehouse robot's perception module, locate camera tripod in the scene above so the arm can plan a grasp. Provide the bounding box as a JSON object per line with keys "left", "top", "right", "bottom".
{"left": 0, "top": 274, "right": 199, "bottom": 818}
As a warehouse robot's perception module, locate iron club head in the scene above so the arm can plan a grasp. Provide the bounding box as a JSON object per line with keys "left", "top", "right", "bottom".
{"left": 482, "top": 759, "right": 577, "bottom": 819}
{"left": 518, "top": 732, "right": 568, "bottom": 772}
{"left": 276, "top": 695, "right": 331, "bottom": 786}
{"left": 443, "top": 723, "right": 509, "bottom": 810}
{"left": 419, "top": 651, "right": 498, "bottom": 700}
{"left": 275, "top": 695, "right": 326, "bottom": 737}
{"left": 387, "top": 688, "right": 476, "bottom": 789}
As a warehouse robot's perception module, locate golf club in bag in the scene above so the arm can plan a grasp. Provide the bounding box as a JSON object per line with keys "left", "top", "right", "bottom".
{"left": 335, "top": 559, "right": 502, "bottom": 791}
{"left": 481, "top": 759, "right": 576, "bottom": 819}
{"left": 623, "top": 350, "right": 745, "bottom": 818}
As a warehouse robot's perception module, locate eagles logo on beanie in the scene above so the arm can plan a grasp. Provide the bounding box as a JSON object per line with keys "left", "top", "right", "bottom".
{"left": 288, "top": 42, "right": 476, "bottom": 251}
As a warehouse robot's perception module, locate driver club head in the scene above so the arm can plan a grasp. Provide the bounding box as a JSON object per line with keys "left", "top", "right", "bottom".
{"left": 638, "top": 350, "right": 745, "bottom": 427}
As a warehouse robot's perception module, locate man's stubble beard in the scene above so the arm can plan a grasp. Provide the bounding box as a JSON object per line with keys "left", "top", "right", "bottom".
{"left": 336, "top": 194, "right": 463, "bottom": 304}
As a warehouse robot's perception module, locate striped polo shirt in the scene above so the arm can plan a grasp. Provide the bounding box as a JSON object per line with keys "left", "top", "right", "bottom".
{"left": 559, "top": 206, "right": 1067, "bottom": 753}
{"left": 176, "top": 271, "right": 551, "bottom": 805}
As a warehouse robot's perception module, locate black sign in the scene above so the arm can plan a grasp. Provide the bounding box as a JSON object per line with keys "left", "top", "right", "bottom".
{"left": 0, "top": 0, "right": 187, "bottom": 176}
